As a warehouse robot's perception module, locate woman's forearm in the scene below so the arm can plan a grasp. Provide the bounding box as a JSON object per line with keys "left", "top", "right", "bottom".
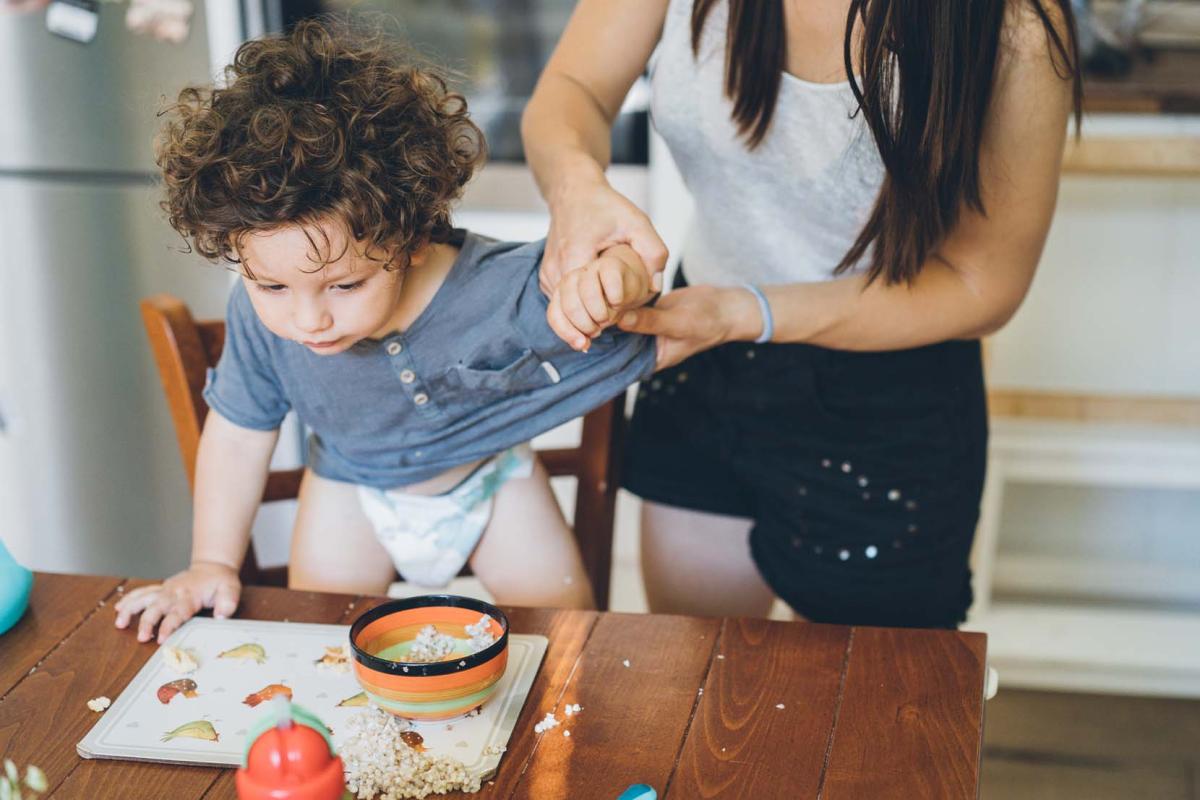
{"left": 761, "top": 254, "right": 1030, "bottom": 351}
{"left": 520, "top": 0, "right": 666, "bottom": 206}
{"left": 520, "top": 73, "right": 614, "bottom": 206}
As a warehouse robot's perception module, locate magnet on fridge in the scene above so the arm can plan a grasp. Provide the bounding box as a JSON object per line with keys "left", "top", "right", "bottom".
{"left": 45, "top": 0, "right": 99, "bottom": 43}
{"left": 125, "top": 0, "right": 194, "bottom": 44}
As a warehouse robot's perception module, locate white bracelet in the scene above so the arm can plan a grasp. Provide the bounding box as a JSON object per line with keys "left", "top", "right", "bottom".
{"left": 741, "top": 283, "right": 774, "bottom": 344}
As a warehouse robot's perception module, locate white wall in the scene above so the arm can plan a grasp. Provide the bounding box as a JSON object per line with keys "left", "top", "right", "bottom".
{"left": 985, "top": 115, "right": 1200, "bottom": 605}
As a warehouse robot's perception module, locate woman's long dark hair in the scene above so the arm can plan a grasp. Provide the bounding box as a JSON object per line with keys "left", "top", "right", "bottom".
{"left": 691, "top": 0, "right": 1082, "bottom": 285}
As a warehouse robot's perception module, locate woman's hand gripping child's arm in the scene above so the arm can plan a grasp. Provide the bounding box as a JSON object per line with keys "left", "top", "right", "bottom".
{"left": 114, "top": 412, "right": 279, "bottom": 643}
{"left": 545, "top": 244, "right": 661, "bottom": 351}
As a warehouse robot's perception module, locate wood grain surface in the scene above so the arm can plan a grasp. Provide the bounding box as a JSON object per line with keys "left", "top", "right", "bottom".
{"left": 0, "top": 574, "right": 988, "bottom": 799}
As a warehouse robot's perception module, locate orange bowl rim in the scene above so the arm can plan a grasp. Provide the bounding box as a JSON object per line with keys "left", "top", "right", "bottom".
{"left": 348, "top": 594, "right": 509, "bottom": 677}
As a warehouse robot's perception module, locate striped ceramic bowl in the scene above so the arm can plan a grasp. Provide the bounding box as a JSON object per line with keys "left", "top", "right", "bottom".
{"left": 349, "top": 595, "right": 509, "bottom": 722}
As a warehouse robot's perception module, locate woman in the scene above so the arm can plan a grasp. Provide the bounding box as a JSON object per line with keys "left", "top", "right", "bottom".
{"left": 522, "top": 0, "right": 1080, "bottom": 627}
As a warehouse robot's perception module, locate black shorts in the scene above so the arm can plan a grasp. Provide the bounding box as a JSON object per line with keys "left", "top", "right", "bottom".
{"left": 623, "top": 273, "right": 988, "bottom": 629}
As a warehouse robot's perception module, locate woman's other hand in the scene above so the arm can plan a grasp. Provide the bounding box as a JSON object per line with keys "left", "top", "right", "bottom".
{"left": 114, "top": 561, "right": 241, "bottom": 644}
{"left": 618, "top": 285, "right": 765, "bottom": 370}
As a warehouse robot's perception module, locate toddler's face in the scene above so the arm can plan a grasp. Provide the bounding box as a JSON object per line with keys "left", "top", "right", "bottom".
{"left": 237, "top": 220, "right": 408, "bottom": 355}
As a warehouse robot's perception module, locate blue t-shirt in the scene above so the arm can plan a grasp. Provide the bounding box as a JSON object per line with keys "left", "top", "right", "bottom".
{"left": 202, "top": 231, "right": 656, "bottom": 489}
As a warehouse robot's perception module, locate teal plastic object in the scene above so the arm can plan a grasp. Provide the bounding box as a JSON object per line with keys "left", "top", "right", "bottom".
{"left": 617, "top": 785, "right": 657, "bottom": 800}
{"left": 0, "top": 539, "right": 34, "bottom": 635}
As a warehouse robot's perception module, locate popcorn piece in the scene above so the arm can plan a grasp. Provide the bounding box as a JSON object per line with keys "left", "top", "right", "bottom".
{"left": 408, "top": 616, "right": 497, "bottom": 664}
{"left": 464, "top": 614, "right": 497, "bottom": 653}
{"left": 622, "top": 659, "right": 631, "bottom": 668}
{"left": 407, "top": 625, "right": 456, "bottom": 664}
{"left": 563, "top": 703, "right": 582, "bottom": 717}
{"left": 563, "top": 730, "right": 571, "bottom": 738}
{"left": 163, "top": 646, "right": 199, "bottom": 674}
{"left": 87, "top": 696, "right": 111, "bottom": 712}
{"left": 533, "top": 712, "right": 560, "bottom": 734}
{"left": 341, "top": 707, "right": 481, "bottom": 799}
{"left": 775, "top": 703, "right": 786, "bottom": 710}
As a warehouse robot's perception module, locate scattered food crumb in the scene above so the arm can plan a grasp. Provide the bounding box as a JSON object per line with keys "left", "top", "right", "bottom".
{"left": 622, "top": 659, "right": 631, "bottom": 668}
{"left": 163, "top": 646, "right": 199, "bottom": 674}
{"left": 722, "top": 747, "right": 726, "bottom": 752}
{"left": 87, "top": 696, "right": 112, "bottom": 712}
{"left": 482, "top": 744, "right": 506, "bottom": 756}
{"left": 563, "top": 703, "right": 582, "bottom": 717}
{"left": 314, "top": 644, "right": 351, "bottom": 673}
{"left": 775, "top": 703, "right": 785, "bottom": 710}
{"left": 341, "top": 707, "right": 481, "bottom": 798}
{"left": 716, "top": 654, "right": 725, "bottom": 660}
{"left": 534, "top": 712, "right": 560, "bottom": 734}
{"left": 698, "top": 688, "right": 704, "bottom": 695}
{"left": 563, "top": 730, "right": 571, "bottom": 738}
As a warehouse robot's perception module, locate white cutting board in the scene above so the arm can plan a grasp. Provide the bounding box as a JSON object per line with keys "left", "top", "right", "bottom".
{"left": 78, "top": 617, "right": 547, "bottom": 781}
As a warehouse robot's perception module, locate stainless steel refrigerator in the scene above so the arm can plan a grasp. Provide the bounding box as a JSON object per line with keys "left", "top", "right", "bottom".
{"left": 0, "top": 3, "right": 242, "bottom": 576}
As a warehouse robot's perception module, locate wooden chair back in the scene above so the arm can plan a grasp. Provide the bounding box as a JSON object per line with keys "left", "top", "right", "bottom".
{"left": 140, "top": 293, "right": 623, "bottom": 609}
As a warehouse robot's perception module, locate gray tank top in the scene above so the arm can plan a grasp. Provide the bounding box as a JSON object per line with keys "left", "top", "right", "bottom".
{"left": 650, "top": 0, "right": 886, "bottom": 286}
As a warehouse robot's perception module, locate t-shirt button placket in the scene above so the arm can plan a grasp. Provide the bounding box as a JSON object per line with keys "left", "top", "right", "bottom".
{"left": 386, "top": 341, "right": 403, "bottom": 356}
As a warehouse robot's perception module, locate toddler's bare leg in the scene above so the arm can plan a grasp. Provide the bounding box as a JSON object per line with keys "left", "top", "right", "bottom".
{"left": 469, "top": 457, "right": 595, "bottom": 609}
{"left": 640, "top": 501, "right": 777, "bottom": 618}
{"left": 289, "top": 469, "right": 397, "bottom": 595}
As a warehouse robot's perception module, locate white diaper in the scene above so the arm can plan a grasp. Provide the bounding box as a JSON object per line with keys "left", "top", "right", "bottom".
{"left": 357, "top": 443, "right": 535, "bottom": 589}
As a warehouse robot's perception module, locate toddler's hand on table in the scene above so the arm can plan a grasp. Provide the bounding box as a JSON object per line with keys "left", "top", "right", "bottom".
{"left": 113, "top": 561, "right": 241, "bottom": 644}
{"left": 546, "top": 244, "right": 661, "bottom": 351}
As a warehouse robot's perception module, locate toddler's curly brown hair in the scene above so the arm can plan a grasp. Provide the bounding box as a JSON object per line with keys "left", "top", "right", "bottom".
{"left": 157, "top": 17, "right": 485, "bottom": 272}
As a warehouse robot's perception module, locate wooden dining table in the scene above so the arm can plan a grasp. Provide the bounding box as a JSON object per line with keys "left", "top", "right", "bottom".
{"left": 0, "top": 573, "right": 987, "bottom": 799}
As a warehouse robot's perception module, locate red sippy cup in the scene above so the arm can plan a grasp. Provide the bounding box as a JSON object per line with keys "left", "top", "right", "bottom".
{"left": 235, "top": 697, "right": 347, "bottom": 800}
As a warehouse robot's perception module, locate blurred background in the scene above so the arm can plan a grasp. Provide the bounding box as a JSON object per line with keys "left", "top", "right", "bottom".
{"left": 1, "top": 1, "right": 1199, "bottom": 796}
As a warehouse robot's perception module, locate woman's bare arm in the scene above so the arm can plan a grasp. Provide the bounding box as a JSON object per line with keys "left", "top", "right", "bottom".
{"left": 621, "top": 5, "right": 1076, "bottom": 358}
{"left": 521, "top": 0, "right": 671, "bottom": 293}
